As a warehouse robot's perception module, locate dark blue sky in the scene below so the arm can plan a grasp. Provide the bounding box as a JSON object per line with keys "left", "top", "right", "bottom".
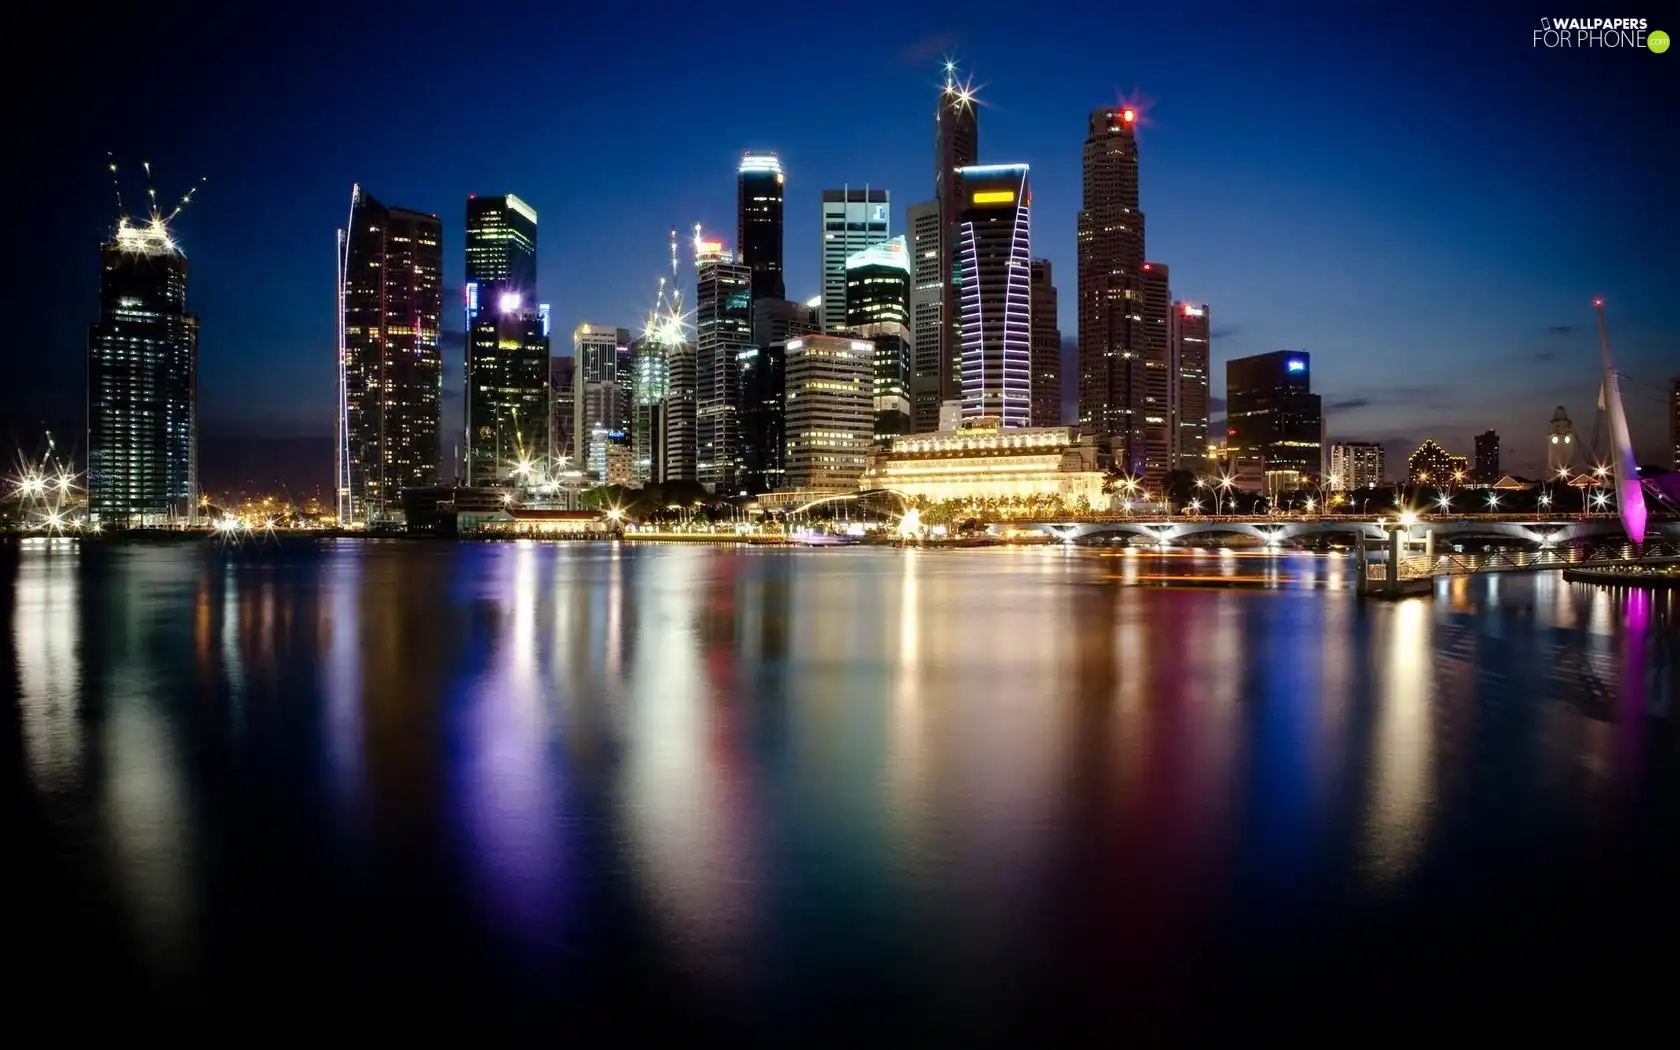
{"left": 15, "top": 1, "right": 1677, "bottom": 492}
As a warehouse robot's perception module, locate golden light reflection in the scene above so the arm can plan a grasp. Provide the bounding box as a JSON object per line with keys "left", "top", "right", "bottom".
{"left": 622, "top": 547, "right": 756, "bottom": 982}
{"left": 15, "top": 546, "right": 83, "bottom": 791}
{"left": 1363, "top": 599, "right": 1435, "bottom": 888}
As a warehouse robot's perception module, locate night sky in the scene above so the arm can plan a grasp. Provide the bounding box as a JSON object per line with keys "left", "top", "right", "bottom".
{"left": 15, "top": 2, "right": 1677, "bottom": 497}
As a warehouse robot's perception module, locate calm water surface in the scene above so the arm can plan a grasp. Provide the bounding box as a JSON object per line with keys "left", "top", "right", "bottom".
{"left": 7, "top": 539, "right": 1678, "bottom": 1037}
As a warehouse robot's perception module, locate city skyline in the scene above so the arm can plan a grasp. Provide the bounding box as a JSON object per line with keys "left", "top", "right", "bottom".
{"left": 17, "top": 2, "right": 1677, "bottom": 492}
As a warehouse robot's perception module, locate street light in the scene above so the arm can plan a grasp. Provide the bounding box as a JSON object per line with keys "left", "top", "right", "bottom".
{"left": 1486, "top": 492, "right": 1500, "bottom": 510}
{"left": 1436, "top": 494, "right": 1451, "bottom": 513}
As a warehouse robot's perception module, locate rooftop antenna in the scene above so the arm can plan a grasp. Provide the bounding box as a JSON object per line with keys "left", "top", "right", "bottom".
{"left": 668, "top": 226, "right": 678, "bottom": 277}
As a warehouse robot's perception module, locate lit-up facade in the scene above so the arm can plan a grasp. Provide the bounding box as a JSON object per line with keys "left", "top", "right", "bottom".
{"left": 1407, "top": 439, "right": 1459, "bottom": 486}
{"left": 1078, "top": 106, "right": 1150, "bottom": 476}
{"left": 1226, "top": 350, "right": 1322, "bottom": 486}
{"left": 1169, "top": 300, "right": 1210, "bottom": 469}
{"left": 1329, "top": 441, "right": 1384, "bottom": 490}
{"left": 695, "top": 235, "right": 752, "bottom": 493}
{"left": 783, "top": 335, "right": 873, "bottom": 490}
{"left": 954, "top": 164, "right": 1032, "bottom": 428}
{"left": 337, "top": 189, "right": 443, "bottom": 523}
{"left": 845, "top": 236, "right": 913, "bottom": 441}
{"left": 737, "top": 151, "right": 785, "bottom": 303}
{"left": 627, "top": 337, "right": 666, "bottom": 484}
{"left": 465, "top": 194, "right": 545, "bottom": 486}
{"left": 819, "top": 187, "right": 889, "bottom": 332}
{"left": 861, "top": 423, "right": 1107, "bottom": 507}
{"left": 572, "top": 323, "right": 630, "bottom": 482}
{"left": 88, "top": 217, "right": 199, "bottom": 526}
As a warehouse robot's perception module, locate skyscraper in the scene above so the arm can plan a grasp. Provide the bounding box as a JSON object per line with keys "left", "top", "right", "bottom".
{"left": 1473, "top": 429, "right": 1500, "bottom": 482}
{"left": 1077, "top": 106, "right": 1149, "bottom": 476}
{"left": 738, "top": 342, "right": 785, "bottom": 494}
{"left": 819, "top": 187, "right": 889, "bottom": 332}
{"left": 1029, "top": 260, "right": 1061, "bottom": 427}
{"left": 1329, "top": 442, "right": 1385, "bottom": 491}
{"left": 628, "top": 336, "right": 668, "bottom": 485}
{"left": 737, "top": 151, "right": 785, "bottom": 303}
{"left": 1226, "top": 351, "right": 1323, "bottom": 491}
{"left": 907, "top": 200, "right": 944, "bottom": 431}
{"left": 664, "top": 338, "right": 698, "bottom": 483}
{"left": 550, "top": 356, "right": 575, "bottom": 465}
{"left": 783, "top": 335, "right": 874, "bottom": 490}
{"left": 1546, "top": 406, "right": 1575, "bottom": 477}
{"left": 337, "top": 188, "right": 443, "bottom": 523}
{"left": 1139, "top": 262, "right": 1173, "bottom": 480}
{"left": 694, "top": 232, "right": 752, "bottom": 493}
{"left": 935, "top": 68, "right": 980, "bottom": 412}
{"left": 1169, "top": 301, "right": 1210, "bottom": 469}
{"left": 954, "top": 164, "right": 1032, "bottom": 428}
{"left": 572, "top": 324, "right": 630, "bottom": 482}
{"left": 88, "top": 211, "right": 199, "bottom": 526}
{"left": 845, "top": 235, "right": 913, "bottom": 440}
{"left": 464, "top": 194, "right": 545, "bottom": 486}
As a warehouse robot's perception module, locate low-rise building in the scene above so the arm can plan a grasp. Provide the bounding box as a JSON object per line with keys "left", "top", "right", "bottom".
{"left": 860, "top": 422, "right": 1108, "bottom": 508}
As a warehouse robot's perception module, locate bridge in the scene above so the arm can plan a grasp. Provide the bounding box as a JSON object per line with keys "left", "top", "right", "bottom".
{"left": 1013, "top": 513, "right": 1680, "bottom": 598}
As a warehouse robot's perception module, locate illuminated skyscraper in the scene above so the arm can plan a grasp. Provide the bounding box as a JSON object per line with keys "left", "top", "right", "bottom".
{"left": 572, "top": 324, "right": 630, "bottom": 482}
{"left": 1169, "top": 300, "right": 1210, "bottom": 468}
{"left": 907, "top": 199, "right": 944, "bottom": 431}
{"left": 1330, "top": 442, "right": 1385, "bottom": 490}
{"left": 845, "top": 235, "right": 913, "bottom": 440}
{"left": 464, "top": 193, "right": 545, "bottom": 486}
{"left": 336, "top": 188, "right": 443, "bottom": 522}
{"left": 1227, "top": 351, "right": 1323, "bottom": 491}
{"left": 783, "top": 335, "right": 873, "bottom": 490}
{"left": 737, "top": 151, "right": 785, "bottom": 303}
{"left": 88, "top": 211, "right": 199, "bottom": 526}
{"left": 1077, "top": 106, "right": 1149, "bottom": 475}
{"left": 819, "top": 187, "right": 889, "bottom": 332}
{"left": 935, "top": 67, "right": 980, "bottom": 410}
{"left": 694, "top": 232, "right": 752, "bottom": 493}
{"left": 954, "top": 164, "right": 1032, "bottom": 428}
{"left": 1030, "top": 260, "right": 1061, "bottom": 427}
{"left": 1138, "top": 262, "right": 1173, "bottom": 480}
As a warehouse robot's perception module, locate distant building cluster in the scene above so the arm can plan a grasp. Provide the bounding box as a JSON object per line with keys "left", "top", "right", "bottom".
{"left": 75, "top": 68, "right": 1666, "bottom": 529}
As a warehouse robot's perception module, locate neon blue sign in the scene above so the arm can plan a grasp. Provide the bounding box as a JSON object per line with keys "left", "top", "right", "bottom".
{"left": 1287, "top": 359, "right": 1306, "bottom": 373}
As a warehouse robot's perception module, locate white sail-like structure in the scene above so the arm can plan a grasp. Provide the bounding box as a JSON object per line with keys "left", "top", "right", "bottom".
{"left": 1594, "top": 299, "right": 1646, "bottom": 546}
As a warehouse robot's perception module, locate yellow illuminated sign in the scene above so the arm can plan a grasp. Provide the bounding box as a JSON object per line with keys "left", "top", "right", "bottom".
{"left": 971, "top": 190, "right": 1015, "bottom": 205}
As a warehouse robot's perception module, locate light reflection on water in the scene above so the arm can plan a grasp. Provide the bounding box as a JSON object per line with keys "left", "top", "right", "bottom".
{"left": 8, "top": 540, "right": 1678, "bottom": 1030}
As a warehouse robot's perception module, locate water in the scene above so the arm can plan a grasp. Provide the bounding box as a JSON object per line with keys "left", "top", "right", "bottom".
{"left": 6, "top": 539, "right": 1678, "bottom": 1037}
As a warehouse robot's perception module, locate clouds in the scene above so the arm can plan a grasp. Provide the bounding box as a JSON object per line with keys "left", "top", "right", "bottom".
{"left": 1209, "top": 324, "right": 1243, "bottom": 341}
{"left": 1546, "top": 324, "right": 1575, "bottom": 335}
{"left": 1326, "top": 396, "right": 1371, "bottom": 411}
{"left": 895, "top": 34, "right": 956, "bottom": 68}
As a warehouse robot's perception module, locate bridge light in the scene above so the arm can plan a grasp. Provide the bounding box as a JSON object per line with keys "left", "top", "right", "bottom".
{"left": 1399, "top": 512, "right": 1418, "bottom": 527}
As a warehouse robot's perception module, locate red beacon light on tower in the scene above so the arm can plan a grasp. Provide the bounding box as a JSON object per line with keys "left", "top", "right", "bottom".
{"left": 1122, "top": 108, "right": 1136, "bottom": 124}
